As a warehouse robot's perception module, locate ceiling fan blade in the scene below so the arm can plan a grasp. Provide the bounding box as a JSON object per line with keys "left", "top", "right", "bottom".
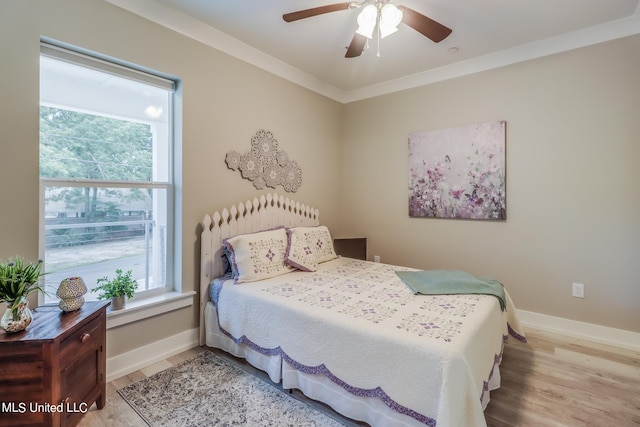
{"left": 283, "top": 2, "right": 353, "bottom": 22}
{"left": 398, "top": 6, "right": 452, "bottom": 43}
{"left": 345, "top": 33, "right": 367, "bottom": 58}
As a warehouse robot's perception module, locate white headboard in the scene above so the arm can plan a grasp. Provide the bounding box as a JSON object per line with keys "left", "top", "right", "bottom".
{"left": 199, "top": 192, "right": 320, "bottom": 344}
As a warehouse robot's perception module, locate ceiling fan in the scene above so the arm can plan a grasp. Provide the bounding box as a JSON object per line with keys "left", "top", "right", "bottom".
{"left": 283, "top": 1, "right": 452, "bottom": 58}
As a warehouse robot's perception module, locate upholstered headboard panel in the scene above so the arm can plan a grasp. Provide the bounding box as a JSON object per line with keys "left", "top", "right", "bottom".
{"left": 199, "top": 192, "right": 319, "bottom": 344}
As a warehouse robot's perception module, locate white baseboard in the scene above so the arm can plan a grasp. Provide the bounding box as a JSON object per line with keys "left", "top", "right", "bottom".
{"left": 517, "top": 309, "right": 640, "bottom": 353}
{"left": 106, "top": 327, "right": 200, "bottom": 382}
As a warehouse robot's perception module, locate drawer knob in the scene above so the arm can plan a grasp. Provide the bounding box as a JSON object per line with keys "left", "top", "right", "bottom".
{"left": 80, "top": 333, "right": 91, "bottom": 343}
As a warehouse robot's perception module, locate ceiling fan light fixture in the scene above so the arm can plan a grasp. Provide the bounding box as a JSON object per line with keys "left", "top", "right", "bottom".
{"left": 283, "top": 2, "right": 452, "bottom": 59}
{"left": 356, "top": 4, "right": 377, "bottom": 39}
{"left": 379, "top": 3, "right": 403, "bottom": 39}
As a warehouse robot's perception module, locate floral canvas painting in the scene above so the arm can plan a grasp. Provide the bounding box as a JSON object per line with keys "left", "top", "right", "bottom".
{"left": 408, "top": 121, "right": 506, "bottom": 220}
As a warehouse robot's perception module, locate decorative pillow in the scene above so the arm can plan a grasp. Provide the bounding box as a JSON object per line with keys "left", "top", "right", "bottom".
{"left": 287, "top": 225, "right": 337, "bottom": 265}
{"left": 222, "top": 227, "right": 292, "bottom": 283}
{"left": 310, "top": 225, "right": 338, "bottom": 263}
{"left": 285, "top": 228, "right": 319, "bottom": 272}
{"left": 221, "top": 248, "right": 236, "bottom": 278}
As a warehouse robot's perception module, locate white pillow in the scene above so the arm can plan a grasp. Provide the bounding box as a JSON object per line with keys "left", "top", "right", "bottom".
{"left": 223, "top": 227, "right": 292, "bottom": 283}
{"left": 285, "top": 228, "right": 319, "bottom": 272}
{"left": 287, "top": 225, "right": 337, "bottom": 266}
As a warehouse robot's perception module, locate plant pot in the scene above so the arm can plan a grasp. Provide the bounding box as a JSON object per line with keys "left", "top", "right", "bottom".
{"left": 0, "top": 297, "right": 33, "bottom": 333}
{"left": 111, "top": 296, "right": 126, "bottom": 310}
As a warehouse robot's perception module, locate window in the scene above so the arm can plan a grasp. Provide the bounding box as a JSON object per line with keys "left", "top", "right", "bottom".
{"left": 39, "top": 42, "right": 178, "bottom": 306}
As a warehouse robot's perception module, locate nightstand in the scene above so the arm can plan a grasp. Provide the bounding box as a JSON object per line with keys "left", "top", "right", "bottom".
{"left": 333, "top": 237, "right": 367, "bottom": 260}
{"left": 0, "top": 300, "right": 110, "bottom": 427}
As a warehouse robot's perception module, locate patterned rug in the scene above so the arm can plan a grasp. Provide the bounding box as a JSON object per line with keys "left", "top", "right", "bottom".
{"left": 118, "top": 351, "right": 345, "bottom": 426}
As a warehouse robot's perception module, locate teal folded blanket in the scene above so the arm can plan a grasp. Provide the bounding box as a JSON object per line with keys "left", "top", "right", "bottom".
{"left": 396, "top": 270, "right": 506, "bottom": 311}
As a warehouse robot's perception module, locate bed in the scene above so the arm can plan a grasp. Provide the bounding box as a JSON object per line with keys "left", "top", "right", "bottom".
{"left": 199, "top": 193, "right": 526, "bottom": 427}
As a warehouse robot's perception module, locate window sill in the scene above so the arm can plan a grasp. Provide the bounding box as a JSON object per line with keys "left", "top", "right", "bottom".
{"left": 106, "top": 290, "right": 196, "bottom": 329}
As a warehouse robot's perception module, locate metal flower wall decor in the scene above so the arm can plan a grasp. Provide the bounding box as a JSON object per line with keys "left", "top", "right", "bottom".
{"left": 225, "top": 130, "right": 303, "bottom": 192}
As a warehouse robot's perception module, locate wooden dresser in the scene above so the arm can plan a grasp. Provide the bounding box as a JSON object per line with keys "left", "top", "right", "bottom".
{"left": 0, "top": 300, "right": 110, "bottom": 427}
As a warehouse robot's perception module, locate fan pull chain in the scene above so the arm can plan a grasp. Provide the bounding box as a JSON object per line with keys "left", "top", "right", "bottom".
{"left": 376, "top": 17, "right": 381, "bottom": 57}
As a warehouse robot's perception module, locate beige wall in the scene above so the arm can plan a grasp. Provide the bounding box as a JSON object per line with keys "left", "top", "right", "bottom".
{"left": 1, "top": 0, "right": 637, "bottom": 362}
{"left": 341, "top": 35, "right": 640, "bottom": 333}
{"left": 0, "top": 0, "right": 343, "bottom": 357}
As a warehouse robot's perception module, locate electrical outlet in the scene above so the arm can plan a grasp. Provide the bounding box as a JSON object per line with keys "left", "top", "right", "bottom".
{"left": 572, "top": 282, "right": 585, "bottom": 298}
{"left": 373, "top": 255, "right": 381, "bottom": 263}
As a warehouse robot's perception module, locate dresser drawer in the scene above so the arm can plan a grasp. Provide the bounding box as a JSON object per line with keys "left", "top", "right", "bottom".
{"left": 60, "top": 311, "right": 105, "bottom": 370}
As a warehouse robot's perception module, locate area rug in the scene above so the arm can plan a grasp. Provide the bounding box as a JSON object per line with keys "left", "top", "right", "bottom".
{"left": 118, "top": 351, "right": 345, "bottom": 426}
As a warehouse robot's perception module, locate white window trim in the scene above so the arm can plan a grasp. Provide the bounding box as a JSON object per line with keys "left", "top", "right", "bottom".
{"left": 38, "top": 40, "right": 184, "bottom": 326}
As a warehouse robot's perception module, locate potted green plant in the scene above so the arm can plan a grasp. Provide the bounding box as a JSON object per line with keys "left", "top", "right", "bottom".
{"left": 91, "top": 269, "right": 138, "bottom": 310}
{"left": 0, "top": 257, "right": 45, "bottom": 333}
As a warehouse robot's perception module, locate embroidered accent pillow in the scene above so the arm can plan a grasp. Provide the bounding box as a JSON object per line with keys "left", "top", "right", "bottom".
{"left": 286, "top": 225, "right": 337, "bottom": 267}
{"left": 285, "top": 227, "right": 319, "bottom": 272}
{"left": 223, "top": 228, "right": 292, "bottom": 283}
{"left": 310, "top": 225, "right": 338, "bottom": 263}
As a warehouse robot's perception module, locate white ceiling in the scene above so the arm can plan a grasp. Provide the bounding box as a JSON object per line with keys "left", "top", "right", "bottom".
{"left": 107, "top": 0, "right": 640, "bottom": 103}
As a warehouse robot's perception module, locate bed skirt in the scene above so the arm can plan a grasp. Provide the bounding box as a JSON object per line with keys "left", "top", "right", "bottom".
{"left": 205, "top": 301, "right": 501, "bottom": 426}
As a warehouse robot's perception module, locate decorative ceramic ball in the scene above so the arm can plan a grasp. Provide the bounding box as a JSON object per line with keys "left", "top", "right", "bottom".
{"left": 56, "top": 277, "right": 88, "bottom": 312}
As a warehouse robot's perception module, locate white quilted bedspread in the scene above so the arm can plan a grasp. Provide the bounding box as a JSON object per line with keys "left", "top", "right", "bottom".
{"left": 215, "top": 257, "right": 525, "bottom": 426}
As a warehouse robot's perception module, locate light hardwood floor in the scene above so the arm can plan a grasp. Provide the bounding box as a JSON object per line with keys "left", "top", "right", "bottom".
{"left": 78, "top": 328, "right": 640, "bottom": 427}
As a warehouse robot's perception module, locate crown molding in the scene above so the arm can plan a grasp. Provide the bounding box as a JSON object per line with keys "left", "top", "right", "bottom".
{"left": 342, "top": 4, "right": 640, "bottom": 103}
{"left": 107, "top": 0, "right": 639, "bottom": 104}
{"left": 105, "top": 0, "right": 347, "bottom": 102}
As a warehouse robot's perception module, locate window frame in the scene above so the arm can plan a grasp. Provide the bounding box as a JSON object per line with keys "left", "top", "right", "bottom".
{"left": 38, "top": 40, "right": 190, "bottom": 324}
